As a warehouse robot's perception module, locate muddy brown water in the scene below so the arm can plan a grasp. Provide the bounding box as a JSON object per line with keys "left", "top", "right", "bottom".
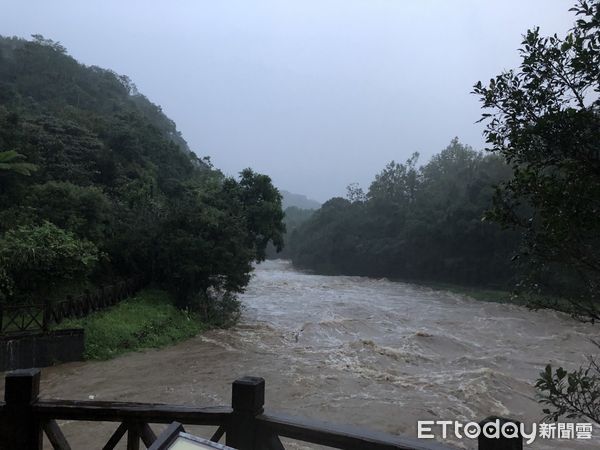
{"left": 14, "top": 260, "right": 600, "bottom": 449}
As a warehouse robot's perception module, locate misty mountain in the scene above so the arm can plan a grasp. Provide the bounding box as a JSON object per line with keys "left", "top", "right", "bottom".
{"left": 280, "top": 190, "right": 320, "bottom": 210}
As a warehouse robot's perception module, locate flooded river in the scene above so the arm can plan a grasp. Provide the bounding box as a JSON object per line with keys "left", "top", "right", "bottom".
{"left": 36, "top": 260, "right": 598, "bottom": 448}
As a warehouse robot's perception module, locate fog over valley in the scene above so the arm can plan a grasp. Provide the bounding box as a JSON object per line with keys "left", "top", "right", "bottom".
{"left": 0, "top": 0, "right": 573, "bottom": 201}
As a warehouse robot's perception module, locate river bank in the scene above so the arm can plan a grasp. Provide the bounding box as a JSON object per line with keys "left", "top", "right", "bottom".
{"left": 285, "top": 258, "right": 569, "bottom": 311}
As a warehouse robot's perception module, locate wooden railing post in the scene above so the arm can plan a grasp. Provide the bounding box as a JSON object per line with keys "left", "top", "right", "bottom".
{"left": 0, "top": 368, "right": 43, "bottom": 450}
{"left": 226, "top": 376, "right": 265, "bottom": 450}
{"left": 42, "top": 299, "right": 50, "bottom": 332}
{"left": 478, "top": 416, "right": 523, "bottom": 450}
{"left": 126, "top": 422, "right": 141, "bottom": 450}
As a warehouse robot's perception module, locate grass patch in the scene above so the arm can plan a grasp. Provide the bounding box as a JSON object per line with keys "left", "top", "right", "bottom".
{"left": 55, "top": 288, "right": 207, "bottom": 360}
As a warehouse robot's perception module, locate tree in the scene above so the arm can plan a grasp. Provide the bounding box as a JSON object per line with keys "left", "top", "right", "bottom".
{"left": 30, "top": 34, "right": 66, "bottom": 54}
{"left": 0, "top": 150, "right": 37, "bottom": 176}
{"left": 474, "top": 0, "right": 600, "bottom": 423}
{"left": 0, "top": 222, "right": 101, "bottom": 302}
{"left": 367, "top": 153, "right": 419, "bottom": 207}
{"left": 473, "top": 0, "right": 600, "bottom": 321}
{"left": 346, "top": 183, "right": 366, "bottom": 203}
{"left": 20, "top": 182, "right": 113, "bottom": 243}
{"left": 236, "top": 168, "right": 285, "bottom": 261}
{"left": 154, "top": 170, "right": 285, "bottom": 307}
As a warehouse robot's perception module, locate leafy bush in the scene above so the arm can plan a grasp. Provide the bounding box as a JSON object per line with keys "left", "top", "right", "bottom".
{"left": 536, "top": 360, "right": 600, "bottom": 423}
{"left": 197, "top": 288, "right": 242, "bottom": 328}
{"left": 0, "top": 221, "right": 100, "bottom": 302}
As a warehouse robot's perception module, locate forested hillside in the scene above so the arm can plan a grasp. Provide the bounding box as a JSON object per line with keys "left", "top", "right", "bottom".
{"left": 0, "top": 35, "right": 284, "bottom": 309}
{"left": 289, "top": 139, "right": 519, "bottom": 287}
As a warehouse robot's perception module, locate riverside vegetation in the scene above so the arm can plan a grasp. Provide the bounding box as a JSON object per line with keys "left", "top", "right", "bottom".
{"left": 0, "top": 35, "right": 284, "bottom": 352}
{"left": 55, "top": 289, "right": 206, "bottom": 360}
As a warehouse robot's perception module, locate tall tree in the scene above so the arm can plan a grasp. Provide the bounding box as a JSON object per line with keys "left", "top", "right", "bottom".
{"left": 473, "top": 0, "right": 600, "bottom": 321}
{"left": 474, "top": 0, "right": 600, "bottom": 423}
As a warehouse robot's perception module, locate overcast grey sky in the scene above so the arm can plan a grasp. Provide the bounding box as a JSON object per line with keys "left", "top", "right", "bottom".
{"left": 1, "top": 1, "right": 574, "bottom": 201}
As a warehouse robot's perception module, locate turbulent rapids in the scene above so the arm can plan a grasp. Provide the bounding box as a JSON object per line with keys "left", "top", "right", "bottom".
{"left": 39, "top": 260, "right": 598, "bottom": 449}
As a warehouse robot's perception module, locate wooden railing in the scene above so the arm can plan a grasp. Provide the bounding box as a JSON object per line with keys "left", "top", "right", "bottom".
{"left": 0, "top": 369, "right": 523, "bottom": 450}
{"left": 0, "top": 276, "right": 144, "bottom": 335}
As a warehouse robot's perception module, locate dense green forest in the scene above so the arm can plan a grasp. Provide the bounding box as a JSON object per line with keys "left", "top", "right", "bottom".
{"left": 288, "top": 139, "right": 518, "bottom": 288}
{"left": 0, "top": 35, "right": 284, "bottom": 311}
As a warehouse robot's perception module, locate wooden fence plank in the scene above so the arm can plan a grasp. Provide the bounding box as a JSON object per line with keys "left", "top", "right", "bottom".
{"left": 102, "top": 422, "right": 128, "bottom": 450}
{"left": 210, "top": 425, "right": 226, "bottom": 443}
{"left": 42, "top": 420, "right": 71, "bottom": 450}
{"left": 137, "top": 422, "right": 157, "bottom": 447}
{"left": 34, "top": 400, "right": 231, "bottom": 425}
{"left": 256, "top": 413, "right": 454, "bottom": 450}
